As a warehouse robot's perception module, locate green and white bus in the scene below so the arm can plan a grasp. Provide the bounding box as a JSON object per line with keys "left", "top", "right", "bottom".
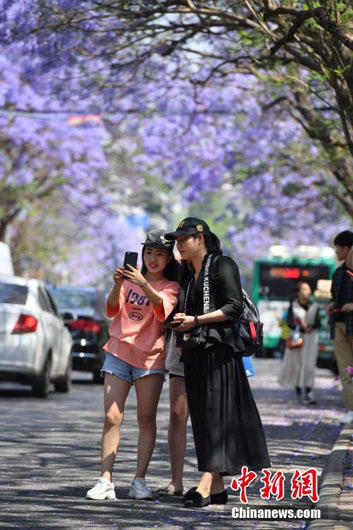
{"left": 252, "top": 246, "right": 337, "bottom": 358}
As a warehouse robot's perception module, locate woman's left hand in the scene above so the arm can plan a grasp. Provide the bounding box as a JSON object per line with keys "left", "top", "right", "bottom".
{"left": 123, "top": 264, "right": 146, "bottom": 287}
{"left": 171, "top": 313, "right": 196, "bottom": 331}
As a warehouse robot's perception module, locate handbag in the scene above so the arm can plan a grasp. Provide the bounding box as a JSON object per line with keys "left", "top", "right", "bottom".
{"left": 286, "top": 325, "right": 304, "bottom": 349}
{"left": 175, "top": 254, "right": 213, "bottom": 350}
{"left": 176, "top": 325, "right": 208, "bottom": 350}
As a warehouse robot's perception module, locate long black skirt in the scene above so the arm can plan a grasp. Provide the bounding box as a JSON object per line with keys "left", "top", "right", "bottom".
{"left": 183, "top": 343, "right": 271, "bottom": 476}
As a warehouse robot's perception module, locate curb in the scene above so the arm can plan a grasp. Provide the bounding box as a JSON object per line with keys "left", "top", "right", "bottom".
{"left": 309, "top": 425, "right": 353, "bottom": 529}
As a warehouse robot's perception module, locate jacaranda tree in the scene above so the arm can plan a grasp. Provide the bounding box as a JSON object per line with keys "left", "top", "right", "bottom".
{"left": 2, "top": 0, "right": 351, "bottom": 215}
{"left": 0, "top": 1, "right": 351, "bottom": 280}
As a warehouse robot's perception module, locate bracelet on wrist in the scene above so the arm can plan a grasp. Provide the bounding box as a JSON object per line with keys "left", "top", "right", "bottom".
{"left": 141, "top": 279, "right": 148, "bottom": 288}
{"left": 194, "top": 315, "right": 200, "bottom": 326}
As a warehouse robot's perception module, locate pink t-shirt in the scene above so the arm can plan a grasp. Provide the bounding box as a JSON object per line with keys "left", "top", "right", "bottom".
{"left": 103, "top": 279, "right": 180, "bottom": 370}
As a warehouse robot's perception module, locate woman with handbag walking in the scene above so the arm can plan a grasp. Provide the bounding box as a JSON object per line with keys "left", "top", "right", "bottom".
{"left": 277, "top": 281, "right": 321, "bottom": 404}
{"left": 165, "top": 218, "right": 270, "bottom": 508}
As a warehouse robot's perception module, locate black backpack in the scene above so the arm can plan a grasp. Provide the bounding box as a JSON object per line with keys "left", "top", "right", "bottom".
{"left": 212, "top": 256, "right": 263, "bottom": 357}
{"left": 236, "top": 288, "right": 263, "bottom": 357}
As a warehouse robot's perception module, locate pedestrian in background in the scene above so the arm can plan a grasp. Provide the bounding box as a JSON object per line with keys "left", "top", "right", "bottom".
{"left": 86, "top": 230, "right": 179, "bottom": 501}
{"left": 278, "top": 281, "right": 320, "bottom": 404}
{"left": 346, "top": 246, "right": 353, "bottom": 272}
{"left": 274, "top": 309, "right": 291, "bottom": 359}
{"left": 165, "top": 218, "right": 270, "bottom": 508}
{"left": 328, "top": 230, "right": 353, "bottom": 424}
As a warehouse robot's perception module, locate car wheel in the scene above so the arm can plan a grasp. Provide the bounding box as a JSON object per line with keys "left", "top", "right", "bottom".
{"left": 93, "top": 369, "right": 104, "bottom": 384}
{"left": 54, "top": 358, "right": 72, "bottom": 393}
{"left": 32, "top": 356, "right": 51, "bottom": 398}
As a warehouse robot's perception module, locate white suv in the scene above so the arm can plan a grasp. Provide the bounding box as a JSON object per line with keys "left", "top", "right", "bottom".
{"left": 0, "top": 276, "right": 73, "bottom": 397}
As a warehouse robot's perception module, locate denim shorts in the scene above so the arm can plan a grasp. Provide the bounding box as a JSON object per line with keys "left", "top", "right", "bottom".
{"left": 101, "top": 352, "right": 165, "bottom": 384}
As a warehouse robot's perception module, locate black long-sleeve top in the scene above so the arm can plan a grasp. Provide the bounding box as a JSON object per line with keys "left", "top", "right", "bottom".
{"left": 330, "top": 262, "right": 353, "bottom": 337}
{"left": 179, "top": 254, "right": 246, "bottom": 362}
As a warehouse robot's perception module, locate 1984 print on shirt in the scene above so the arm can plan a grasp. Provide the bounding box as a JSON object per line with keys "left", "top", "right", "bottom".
{"left": 103, "top": 279, "right": 179, "bottom": 370}
{"left": 126, "top": 288, "right": 151, "bottom": 321}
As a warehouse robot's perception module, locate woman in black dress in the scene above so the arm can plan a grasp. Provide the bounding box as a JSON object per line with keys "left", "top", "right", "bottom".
{"left": 165, "top": 217, "right": 270, "bottom": 508}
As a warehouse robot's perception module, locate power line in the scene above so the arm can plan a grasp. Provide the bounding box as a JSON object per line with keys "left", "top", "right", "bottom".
{"left": 0, "top": 106, "right": 232, "bottom": 123}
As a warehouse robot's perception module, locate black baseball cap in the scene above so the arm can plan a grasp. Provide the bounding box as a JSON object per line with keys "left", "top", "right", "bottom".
{"left": 141, "top": 229, "right": 175, "bottom": 251}
{"left": 165, "top": 218, "right": 211, "bottom": 240}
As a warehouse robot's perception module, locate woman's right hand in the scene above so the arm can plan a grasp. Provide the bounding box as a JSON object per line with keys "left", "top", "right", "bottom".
{"left": 170, "top": 313, "right": 196, "bottom": 331}
{"left": 113, "top": 267, "right": 125, "bottom": 285}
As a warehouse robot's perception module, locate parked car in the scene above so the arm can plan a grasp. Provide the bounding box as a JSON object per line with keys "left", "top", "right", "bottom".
{"left": 47, "top": 286, "right": 110, "bottom": 382}
{"left": 0, "top": 276, "right": 73, "bottom": 397}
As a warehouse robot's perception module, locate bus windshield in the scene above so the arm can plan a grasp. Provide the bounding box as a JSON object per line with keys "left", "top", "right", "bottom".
{"left": 257, "top": 263, "right": 331, "bottom": 299}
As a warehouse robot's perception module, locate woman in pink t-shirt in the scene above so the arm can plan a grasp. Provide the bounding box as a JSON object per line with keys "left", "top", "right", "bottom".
{"left": 86, "top": 230, "right": 179, "bottom": 501}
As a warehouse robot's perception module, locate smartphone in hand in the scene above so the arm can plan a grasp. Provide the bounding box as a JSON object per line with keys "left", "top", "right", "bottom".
{"left": 167, "top": 321, "right": 182, "bottom": 328}
{"left": 123, "top": 252, "right": 138, "bottom": 278}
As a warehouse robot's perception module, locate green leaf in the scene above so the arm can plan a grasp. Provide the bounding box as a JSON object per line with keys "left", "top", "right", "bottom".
{"left": 336, "top": 3, "right": 347, "bottom": 12}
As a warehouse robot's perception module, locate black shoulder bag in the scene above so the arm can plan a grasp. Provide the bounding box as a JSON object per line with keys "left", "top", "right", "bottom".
{"left": 175, "top": 254, "right": 213, "bottom": 350}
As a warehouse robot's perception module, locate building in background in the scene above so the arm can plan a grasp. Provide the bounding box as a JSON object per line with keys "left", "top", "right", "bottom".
{"left": 0, "top": 243, "right": 14, "bottom": 276}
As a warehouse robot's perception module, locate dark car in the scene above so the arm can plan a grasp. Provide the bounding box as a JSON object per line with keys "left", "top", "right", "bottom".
{"left": 47, "top": 286, "right": 110, "bottom": 382}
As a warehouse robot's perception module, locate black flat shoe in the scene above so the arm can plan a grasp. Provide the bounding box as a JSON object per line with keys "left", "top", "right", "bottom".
{"left": 210, "top": 489, "right": 228, "bottom": 505}
{"left": 182, "top": 486, "right": 197, "bottom": 501}
{"left": 184, "top": 491, "right": 211, "bottom": 508}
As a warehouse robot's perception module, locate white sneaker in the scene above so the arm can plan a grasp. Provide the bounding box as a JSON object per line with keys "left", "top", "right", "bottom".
{"left": 86, "top": 477, "right": 116, "bottom": 500}
{"left": 129, "top": 477, "right": 153, "bottom": 500}
{"left": 302, "top": 391, "right": 317, "bottom": 405}
{"left": 340, "top": 411, "right": 353, "bottom": 424}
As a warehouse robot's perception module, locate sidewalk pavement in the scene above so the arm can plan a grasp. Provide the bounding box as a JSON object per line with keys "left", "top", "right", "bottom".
{"left": 310, "top": 424, "right": 353, "bottom": 529}
{"left": 0, "top": 358, "right": 352, "bottom": 529}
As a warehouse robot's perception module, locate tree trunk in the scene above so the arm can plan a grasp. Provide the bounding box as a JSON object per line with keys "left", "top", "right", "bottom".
{"left": 0, "top": 221, "right": 8, "bottom": 243}
{"left": 0, "top": 208, "right": 21, "bottom": 242}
